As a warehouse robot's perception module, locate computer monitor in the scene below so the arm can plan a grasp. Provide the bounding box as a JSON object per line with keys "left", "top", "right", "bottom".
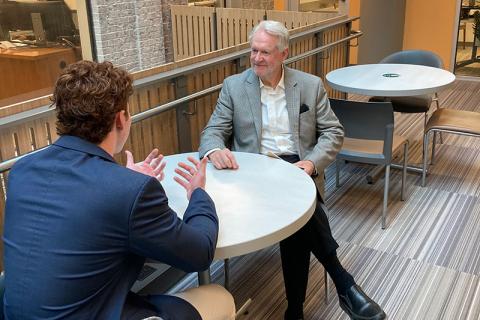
{"left": 0, "top": 1, "right": 77, "bottom": 43}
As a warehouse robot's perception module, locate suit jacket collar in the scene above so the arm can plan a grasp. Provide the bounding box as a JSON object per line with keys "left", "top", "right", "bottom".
{"left": 245, "top": 70, "right": 262, "bottom": 145}
{"left": 54, "top": 135, "right": 116, "bottom": 163}
{"left": 284, "top": 67, "right": 300, "bottom": 152}
{"left": 244, "top": 67, "right": 300, "bottom": 153}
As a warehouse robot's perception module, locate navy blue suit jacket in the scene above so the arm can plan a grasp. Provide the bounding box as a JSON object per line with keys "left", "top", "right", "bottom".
{"left": 3, "top": 135, "right": 218, "bottom": 319}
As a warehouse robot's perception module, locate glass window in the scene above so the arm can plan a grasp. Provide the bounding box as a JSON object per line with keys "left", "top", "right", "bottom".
{"left": 0, "top": 0, "right": 89, "bottom": 108}
{"left": 455, "top": 0, "right": 480, "bottom": 76}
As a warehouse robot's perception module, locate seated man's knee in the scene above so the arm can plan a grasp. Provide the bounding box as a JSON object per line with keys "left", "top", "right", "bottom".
{"left": 173, "top": 284, "right": 235, "bottom": 320}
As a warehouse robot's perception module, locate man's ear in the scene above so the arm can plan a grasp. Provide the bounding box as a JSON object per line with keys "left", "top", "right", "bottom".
{"left": 115, "top": 110, "right": 126, "bottom": 130}
{"left": 282, "top": 48, "right": 289, "bottom": 60}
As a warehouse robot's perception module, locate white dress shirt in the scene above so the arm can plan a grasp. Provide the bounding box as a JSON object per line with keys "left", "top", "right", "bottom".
{"left": 259, "top": 70, "right": 297, "bottom": 156}
{"left": 205, "top": 69, "right": 299, "bottom": 159}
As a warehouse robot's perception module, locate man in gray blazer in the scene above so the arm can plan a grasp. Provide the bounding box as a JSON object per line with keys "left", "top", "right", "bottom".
{"left": 199, "top": 21, "right": 386, "bottom": 320}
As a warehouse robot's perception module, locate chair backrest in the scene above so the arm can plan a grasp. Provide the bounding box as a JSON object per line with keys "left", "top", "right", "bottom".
{"left": 330, "top": 98, "right": 395, "bottom": 160}
{"left": 380, "top": 50, "right": 444, "bottom": 69}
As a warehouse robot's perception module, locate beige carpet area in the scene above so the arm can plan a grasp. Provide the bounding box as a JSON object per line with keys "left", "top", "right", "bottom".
{"left": 171, "top": 79, "right": 480, "bottom": 320}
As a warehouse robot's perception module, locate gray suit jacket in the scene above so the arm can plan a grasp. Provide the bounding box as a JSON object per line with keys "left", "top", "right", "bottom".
{"left": 199, "top": 67, "right": 344, "bottom": 199}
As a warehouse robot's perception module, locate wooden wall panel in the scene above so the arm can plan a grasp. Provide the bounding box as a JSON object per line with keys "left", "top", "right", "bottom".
{"left": 186, "top": 61, "right": 236, "bottom": 151}
{"left": 171, "top": 6, "right": 343, "bottom": 60}
{"left": 267, "top": 10, "right": 338, "bottom": 29}
{"left": 216, "top": 8, "right": 265, "bottom": 49}
{"left": 171, "top": 6, "right": 215, "bottom": 61}
{"left": 320, "top": 24, "right": 349, "bottom": 98}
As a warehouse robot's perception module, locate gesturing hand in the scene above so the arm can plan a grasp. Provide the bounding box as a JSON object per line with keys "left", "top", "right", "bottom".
{"left": 174, "top": 156, "right": 208, "bottom": 199}
{"left": 208, "top": 148, "right": 239, "bottom": 170}
{"left": 125, "top": 148, "right": 166, "bottom": 181}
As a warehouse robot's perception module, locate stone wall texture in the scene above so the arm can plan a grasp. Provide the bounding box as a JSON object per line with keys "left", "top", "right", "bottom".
{"left": 90, "top": 0, "right": 167, "bottom": 72}
{"left": 161, "top": 0, "right": 188, "bottom": 63}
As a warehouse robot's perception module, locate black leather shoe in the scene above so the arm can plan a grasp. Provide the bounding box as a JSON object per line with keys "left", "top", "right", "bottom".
{"left": 284, "top": 306, "right": 304, "bottom": 320}
{"left": 338, "top": 284, "right": 386, "bottom": 320}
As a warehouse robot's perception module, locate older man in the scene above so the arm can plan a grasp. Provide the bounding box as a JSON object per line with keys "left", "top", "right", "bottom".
{"left": 199, "top": 21, "right": 386, "bottom": 320}
{"left": 4, "top": 61, "right": 235, "bottom": 320}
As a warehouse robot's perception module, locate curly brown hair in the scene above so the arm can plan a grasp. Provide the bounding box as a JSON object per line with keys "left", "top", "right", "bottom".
{"left": 53, "top": 60, "right": 133, "bottom": 144}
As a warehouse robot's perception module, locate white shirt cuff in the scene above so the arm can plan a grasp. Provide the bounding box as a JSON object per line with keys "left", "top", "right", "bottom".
{"left": 204, "top": 148, "right": 221, "bottom": 159}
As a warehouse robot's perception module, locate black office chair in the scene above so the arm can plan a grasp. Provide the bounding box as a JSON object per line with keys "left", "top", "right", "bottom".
{"left": 330, "top": 99, "right": 409, "bottom": 229}
{"left": 370, "top": 50, "right": 443, "bottom": 130}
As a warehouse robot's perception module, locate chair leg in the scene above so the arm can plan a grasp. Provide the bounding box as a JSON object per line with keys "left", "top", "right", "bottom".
{"left": 434, "top": 93, "right": 440, "bottom": 110}
{"left": 433, "top": 93, "right": 443, "bottom": 144}
{"left": 382, "top": 165, "right": 390, "bottom": 229}
{"left": 324, "top": 269, "right": 329, "bottom": 304}
{"left": 422, "top": 132, "right": 431, "bottom": 187}
{"left": 224, "top": 258, "right": 230, "bottom": 290}
{"left": 401, "top": 142, "right": 408, "bottom": 201}
{"left": 335, "top": 160, "right": 341, "bottom": 188}
{"left": 431, "top": 130, "right": 437, "bottom": 165}
{"left": 422, "top": 112, "right": 429, "bottom": 162}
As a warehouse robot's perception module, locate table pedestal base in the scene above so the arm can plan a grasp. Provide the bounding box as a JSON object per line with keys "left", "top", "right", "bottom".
{"left": 197, "top": 269, "right": 211, "bottom": 285}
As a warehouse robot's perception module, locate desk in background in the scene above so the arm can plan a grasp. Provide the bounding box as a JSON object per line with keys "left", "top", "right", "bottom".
{"left": 0, "top": 47, "right": 77, "bottom": 105}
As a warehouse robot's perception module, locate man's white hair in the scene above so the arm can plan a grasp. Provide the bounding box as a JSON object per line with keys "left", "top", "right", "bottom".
{"left": 249, "top": 20, "right": 289, "bottom": 51}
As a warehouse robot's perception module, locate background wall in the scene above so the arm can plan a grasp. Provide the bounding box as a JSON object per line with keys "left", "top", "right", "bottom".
{"left": 403, "top": 0, "right": 457, "bottom": 70}
{"left": 357, "top": 0, "right": 405, "bottom": 64}
{"left": 349, "top": 0, "right": 458, "bottom": 70}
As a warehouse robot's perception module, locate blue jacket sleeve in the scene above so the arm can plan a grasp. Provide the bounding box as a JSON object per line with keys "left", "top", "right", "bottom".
{"left": 128, "top": 177, "right": 218, "bottom": 272}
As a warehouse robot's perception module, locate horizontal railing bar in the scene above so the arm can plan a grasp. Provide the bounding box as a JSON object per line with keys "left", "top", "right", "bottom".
{"left": 0, "top": 149, "right": 44, "bottom": 173}
{"left": 131, "top": 83, "right": 224, "bottom": 123}
{"left": 0, "top": 105, "right": 54, "bottom": 130}
{"left": 0, "top": 20, "right": 360, "bottom": 173}
{"left": 285, "top": 31, "right": 363, "bottom": 65}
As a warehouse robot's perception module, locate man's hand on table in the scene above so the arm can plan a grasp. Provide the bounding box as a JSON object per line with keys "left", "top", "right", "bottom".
{"left": 208, "top": 148, "right": 239, "bottom": 170}
{"left": 125, "top": 148, "right": 166, "bottom": 181}
{"left": 174, "top": 157, "right": 208, "bottom": 200}
{"left": 294, "top": 160, "right": 315, "bottom": 176}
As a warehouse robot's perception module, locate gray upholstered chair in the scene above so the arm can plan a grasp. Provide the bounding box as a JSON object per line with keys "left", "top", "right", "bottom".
{"left": 370, "top": 50, "right": 443, "bottom": 129}
{"left": 330, "top": 99, "right": 409, "bottom": 229}
{"left": 422, "top": 108, "right": 480, "bottom": 186}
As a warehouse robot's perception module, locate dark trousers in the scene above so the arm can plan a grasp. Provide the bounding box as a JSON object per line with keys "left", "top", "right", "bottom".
{"left": 121, "top": 292, "right": 202, "bottom": 320}
{"left": 279, "top": 155, "right": 339, "bottom": 306}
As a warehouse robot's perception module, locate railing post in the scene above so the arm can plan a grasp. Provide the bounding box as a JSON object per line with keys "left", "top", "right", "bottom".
{"left": 314, "top": 31, "right": 324, "bottom": 78}
{"left": 346, "top": 21, "right": 353, "bottom": 67}
{"left": 211, "top": 10, "right": 218, "bottom": 51}
{"left": 173, "top": 76, "right": 194, "bottom": 152}
{"left": 235, "top": 56, "right": 248, "bottom": 74}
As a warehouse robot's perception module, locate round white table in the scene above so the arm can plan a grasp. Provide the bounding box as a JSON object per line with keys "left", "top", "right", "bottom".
{"left": 162, "top": 151, "right": 317, "bottom": 262}
{"left": 325, "top": 63, "right": 456, "bottom": 96}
